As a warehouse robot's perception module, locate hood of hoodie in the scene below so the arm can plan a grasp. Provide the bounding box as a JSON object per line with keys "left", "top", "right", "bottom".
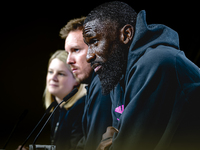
{"left": 126, "top": 10, "right": 180, "bottom": 73}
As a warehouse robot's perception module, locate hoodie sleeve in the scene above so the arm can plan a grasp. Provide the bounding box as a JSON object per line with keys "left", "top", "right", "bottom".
{"left": 110, "top": 47, "right": 200, "bottom": 150}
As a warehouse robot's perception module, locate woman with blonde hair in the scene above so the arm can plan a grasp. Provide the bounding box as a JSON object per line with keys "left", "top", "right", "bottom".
{"left": 44, "top": 50, "right": 86, "bottom": 150}
{"left": 17, "top": 50, "right": 86, "bottom": 150}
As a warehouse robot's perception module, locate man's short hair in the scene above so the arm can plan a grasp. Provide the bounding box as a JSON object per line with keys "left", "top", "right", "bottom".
{"left": 60, "top": 16, "right": 86, "bottom": 39}
{"left": 84, "top": 1, "right": 137, "bottom": 28}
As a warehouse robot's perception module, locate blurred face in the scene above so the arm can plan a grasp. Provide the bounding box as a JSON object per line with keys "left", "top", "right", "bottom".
{"left": 65, "top": 30, "right": 93, "bottom": 84}
{"left": 47, "top": 58, "right": 78, "bottom": 100}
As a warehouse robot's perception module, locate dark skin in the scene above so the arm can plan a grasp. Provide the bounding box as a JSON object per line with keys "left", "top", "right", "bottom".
{"left": 83, "top": 18, "right": 135, "bottom": 146}
{"left": 83, "top": 19, "right": 135, "bottom": 74}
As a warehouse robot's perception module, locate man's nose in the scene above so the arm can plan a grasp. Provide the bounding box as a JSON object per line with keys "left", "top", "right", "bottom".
{"left": 86, "top": 51, "right": 96, "bottom": 63}
{"left": 67, "top": 53, "right": 75, "bottom": 65}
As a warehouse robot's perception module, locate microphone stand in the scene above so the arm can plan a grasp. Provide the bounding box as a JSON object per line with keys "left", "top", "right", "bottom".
{"left": 32, "top": 100, "right": 64, "bottom": 145}
{"left": 19, "top": 101, "right": 56, "bottom": 150}
{"left": 30, "top": 88, "right": 78, "bottom": 150}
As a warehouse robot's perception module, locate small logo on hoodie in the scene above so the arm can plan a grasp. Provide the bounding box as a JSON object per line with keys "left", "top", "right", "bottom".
{"left": 115, "top": 105, "right": 124, "bottom": 121}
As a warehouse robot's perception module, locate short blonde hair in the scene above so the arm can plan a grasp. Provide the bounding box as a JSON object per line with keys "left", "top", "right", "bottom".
{"left": 43, "top": 50, "right": 86, "bottom": 110}
{"left": 59, "top": 16, "right": 86, "bottom": 39}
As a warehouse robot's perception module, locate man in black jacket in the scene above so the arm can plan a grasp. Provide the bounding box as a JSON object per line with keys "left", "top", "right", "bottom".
{"left": 83, "top": 1, "right": 200, "bottom": 150}
{"left": 60, "top": 17, "right": 112, "bottom": 150}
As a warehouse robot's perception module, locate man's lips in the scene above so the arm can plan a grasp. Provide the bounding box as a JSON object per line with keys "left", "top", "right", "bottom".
{"left": 91, "top": 63, "right": 102, "bottom": 73}
{"left": 71, "top": 67, "right": 78, "bottom": 73}
{"left": 94, "top": 65, "right": 102, "bottom": 72}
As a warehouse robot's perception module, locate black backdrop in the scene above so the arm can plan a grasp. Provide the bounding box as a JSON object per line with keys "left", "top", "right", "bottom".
{"left": 0, "top": 1, "right": 199, "bottom": 149}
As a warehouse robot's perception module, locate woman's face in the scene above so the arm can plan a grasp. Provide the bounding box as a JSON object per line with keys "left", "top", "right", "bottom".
{"left": 47, "top": 58, "right": 78, "bottom": 99}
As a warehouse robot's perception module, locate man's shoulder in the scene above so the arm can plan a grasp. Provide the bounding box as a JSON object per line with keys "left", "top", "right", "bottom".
{"left": 137, "top": 45, "right": 181, "bottom": 68}
{"left": 125, "top": 46, "right": 182, "bottom": 85}
{"left": 86, "top": 72, "right": 111, "bottom": 108}
{"left": 89, "top": 74, "right": 102, "bottom": 91}
{"left": 86, "top": 74, "right": 104, "bottom": 98}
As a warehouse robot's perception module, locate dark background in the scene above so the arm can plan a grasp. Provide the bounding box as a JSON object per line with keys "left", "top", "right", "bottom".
{"left": 0, "top": 1, "right": 199, "bottom": 149}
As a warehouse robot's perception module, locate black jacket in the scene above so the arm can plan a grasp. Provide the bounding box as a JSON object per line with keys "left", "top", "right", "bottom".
{"left": 77, "top": 71, "right": 112, "bottom": 150}
{"left": 51, "top": 96, "right": 85, "bottom": 150}
{"left": 110, "top": 10, "right": 200, "bottom": 150}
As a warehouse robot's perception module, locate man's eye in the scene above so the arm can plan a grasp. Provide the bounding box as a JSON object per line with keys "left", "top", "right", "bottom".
{"left": 73, "top": 49, "right": 80, "bottom": 52}
{"left": 91, "top": 39, "right": 98, "bottom": 45}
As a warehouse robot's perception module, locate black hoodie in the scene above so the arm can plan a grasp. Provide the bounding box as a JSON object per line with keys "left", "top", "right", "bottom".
{"left": 77, "top": 71, "right": 112, "bottom": 150}
{"left": 110, "top": 10, "right": 200, "bottom": 150}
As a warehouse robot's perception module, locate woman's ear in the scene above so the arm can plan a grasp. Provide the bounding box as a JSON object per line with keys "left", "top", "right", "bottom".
{"left": 120, "top": 24, "right": 134, "bottom": 44}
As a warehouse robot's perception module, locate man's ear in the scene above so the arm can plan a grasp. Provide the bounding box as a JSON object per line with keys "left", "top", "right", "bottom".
{"left": 120, "top": 24, "right": 134, "bottom": 44}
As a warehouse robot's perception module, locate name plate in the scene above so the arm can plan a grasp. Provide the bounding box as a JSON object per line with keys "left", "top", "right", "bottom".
{"left": 29, "top": 145, "right": 56, "bottom": 150}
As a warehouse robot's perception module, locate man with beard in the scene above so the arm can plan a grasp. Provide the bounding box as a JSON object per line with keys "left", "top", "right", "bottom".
{"left": 60, "top": 17, "right": 112, "bottom": 150}
{"left": 83, "top": 1, "right": 200, "bottom": 150}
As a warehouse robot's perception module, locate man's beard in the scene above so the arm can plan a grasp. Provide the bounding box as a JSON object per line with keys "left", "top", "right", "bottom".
{"left": 97, "top": 43, "right": 126, "bottom": 95}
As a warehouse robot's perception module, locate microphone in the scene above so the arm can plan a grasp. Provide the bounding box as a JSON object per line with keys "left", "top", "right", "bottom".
{"left": 19, "top": 101, "right": 57, "bottom": 150}
{"left": 31, "top": 88, "right": 78, "bottom": 146}
{"left": 63, "top": 87, "right": 79, "bottom": 102}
